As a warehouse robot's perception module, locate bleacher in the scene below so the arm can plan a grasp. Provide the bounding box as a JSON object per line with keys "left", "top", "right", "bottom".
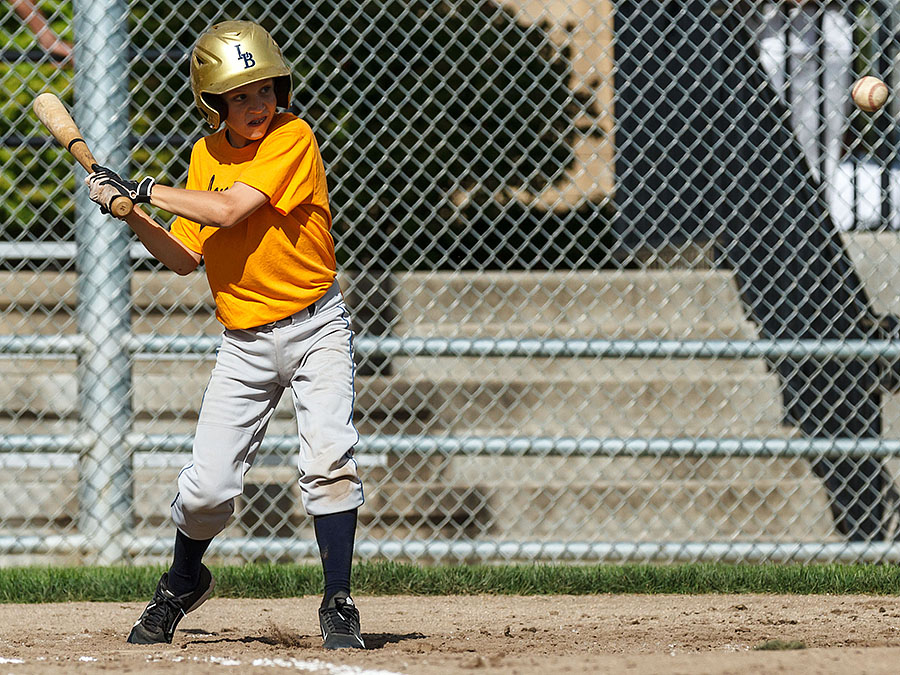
{"left": 4, "top": 233, "right": 895, "bottom": 546}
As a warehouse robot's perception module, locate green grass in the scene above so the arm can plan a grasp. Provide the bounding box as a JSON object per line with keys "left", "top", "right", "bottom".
{"left": 753, "top": 639, "right": 807, "bottom": 651}
{"left": 2, "top": 562, "right": 900, "bottom": 603}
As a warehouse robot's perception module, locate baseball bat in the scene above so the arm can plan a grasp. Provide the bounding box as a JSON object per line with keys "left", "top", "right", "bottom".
{"left": 32, "top": 93, "right": 134, "bottom": 218}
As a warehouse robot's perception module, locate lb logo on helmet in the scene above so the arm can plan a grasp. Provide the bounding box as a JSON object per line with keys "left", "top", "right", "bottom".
{"left": 235, "top": 45, "right": 255, "bottom": 69}
{"left": 190, "top": 20, "right": 292, "bottom": 128}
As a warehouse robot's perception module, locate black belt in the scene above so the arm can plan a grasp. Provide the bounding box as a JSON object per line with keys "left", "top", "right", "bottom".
{"left": 250, "top": 301, "right": 317, "bottom": 331}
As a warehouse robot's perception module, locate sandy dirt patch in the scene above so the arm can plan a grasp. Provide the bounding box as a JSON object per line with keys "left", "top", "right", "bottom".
{"left": 0, "top": 594, "right": 898, "bottom": 673}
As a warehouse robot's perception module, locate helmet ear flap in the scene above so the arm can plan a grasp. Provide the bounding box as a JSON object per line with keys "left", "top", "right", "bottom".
{"left": 274, "top": 76, "right": 291, "bottom": 110}
{"left": 201, "top": 93, "right": 228, "bottom": 127}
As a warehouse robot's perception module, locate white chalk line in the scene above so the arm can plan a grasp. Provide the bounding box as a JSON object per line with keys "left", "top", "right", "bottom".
{"left": 154, "top": 654, "right": 406, "bottom": 674}
{"left": 0, "top": 652, "right": 406, "bottom": 674}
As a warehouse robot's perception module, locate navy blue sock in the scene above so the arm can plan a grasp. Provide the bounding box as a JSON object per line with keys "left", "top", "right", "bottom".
{"left": 314, "top": 508, "right": 358, "bottom": 606}
{"left": 168, "top": 530, "right": 213, "bottom": 596}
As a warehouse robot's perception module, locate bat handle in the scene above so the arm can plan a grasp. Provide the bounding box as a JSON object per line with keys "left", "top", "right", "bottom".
{"left": 109, "top": 195, "right": 134, "bottom": 218}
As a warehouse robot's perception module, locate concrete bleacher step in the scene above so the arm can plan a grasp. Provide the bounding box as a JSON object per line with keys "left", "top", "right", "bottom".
{"left": 360, "top": 482, "right": 488, "bottom": 529}
{"left": 359, "top": 369, "right": 791, "bottom": 438}
{"left": 0, "top": 270, "right": 219, "bottom": 336}
{"left": 0, "top": 267, "right": 748, "bottom": 336}
{"left": 392, "top": 269, "right": 758, "bottom": 339}
{"left": 429, "top": 454, "right": 835, "bottom": 540}
{"left": 477, "top": 478, "right": 837, "bottom": 541}
{"left": 0, "top": 464, "right": 487, "bottom": 540}
{"left": 0, "top": 267, "right": 756, "bottom": 340}
{"left": 0, "top": 357, "right": 792, "bottom": 439}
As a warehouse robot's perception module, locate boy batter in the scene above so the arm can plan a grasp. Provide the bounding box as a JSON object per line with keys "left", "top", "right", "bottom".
{"left": 85, "top": 20, "right": 365, "bottom": 649}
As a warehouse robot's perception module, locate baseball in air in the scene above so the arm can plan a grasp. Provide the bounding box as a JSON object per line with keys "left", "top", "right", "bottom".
{"left": 851, "top": 76, "right": 889, "bottom": 112}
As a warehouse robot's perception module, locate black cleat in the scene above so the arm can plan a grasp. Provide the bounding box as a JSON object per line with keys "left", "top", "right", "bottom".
{"left": 126, "top": 565, "right": 215, "bottom": 644}
{"left": 319, "top": 592, "right": 366, "bottom": 649}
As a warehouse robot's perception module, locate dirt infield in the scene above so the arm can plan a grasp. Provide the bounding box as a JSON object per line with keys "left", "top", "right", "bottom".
{"left": 1, "top": 594, "right": 899, "bottom": 673}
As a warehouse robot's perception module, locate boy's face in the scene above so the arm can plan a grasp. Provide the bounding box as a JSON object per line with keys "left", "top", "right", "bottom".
{"left": 222, "top": 78, "right": 277, "bottom": 147}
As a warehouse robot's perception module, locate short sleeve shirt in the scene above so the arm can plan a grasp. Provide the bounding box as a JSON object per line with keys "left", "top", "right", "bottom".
{"left": 171, "top": 113, "right": 336, "bottom": 330}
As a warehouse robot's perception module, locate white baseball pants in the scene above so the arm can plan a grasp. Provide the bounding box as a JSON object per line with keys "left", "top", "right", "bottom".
{"left": 171, "top": 281, "right": 364, "bottom": 540}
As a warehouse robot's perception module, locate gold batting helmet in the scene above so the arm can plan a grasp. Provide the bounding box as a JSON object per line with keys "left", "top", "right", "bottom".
{"left": 190, "top": 20, "right": 292, "bottom": 128}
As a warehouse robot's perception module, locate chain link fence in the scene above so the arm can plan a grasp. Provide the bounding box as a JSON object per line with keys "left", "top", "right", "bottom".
{"left": 2, "top": 0, "right": 900, "bottom": 565}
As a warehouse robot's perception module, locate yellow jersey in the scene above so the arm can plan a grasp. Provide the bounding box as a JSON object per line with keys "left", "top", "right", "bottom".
{"left": 171, "top": 112, "right": 336, "bottom": 330}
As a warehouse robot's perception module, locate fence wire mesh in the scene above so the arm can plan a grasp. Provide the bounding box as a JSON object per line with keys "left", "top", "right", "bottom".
{"left": 2, "top": 0, "right": 900, "bottom": 564}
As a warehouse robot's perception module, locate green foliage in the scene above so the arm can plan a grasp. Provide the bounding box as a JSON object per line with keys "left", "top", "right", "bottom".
{"left": 0, "top": 52, "right": 75, "bottom": 241}
{"left": 0, "top": 0, "right": 72, "bottom": 51}
{"left": 3, "top": 562, "right": 900, "bottom": 603}
{"left": 753, "top": 639, "right": 807, "bottom": 651}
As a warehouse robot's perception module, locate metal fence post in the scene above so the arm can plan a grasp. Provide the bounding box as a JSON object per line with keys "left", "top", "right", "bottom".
{"left": 72, "top": 0, "right": 133, "bottom": 564}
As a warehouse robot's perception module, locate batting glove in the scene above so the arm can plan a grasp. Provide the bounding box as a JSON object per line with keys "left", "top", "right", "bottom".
{"left": 87, "top": 165, "right": 155, "bottom": 213}
{"left": 85, "top": 173, "right": 118, "bottom": 216}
